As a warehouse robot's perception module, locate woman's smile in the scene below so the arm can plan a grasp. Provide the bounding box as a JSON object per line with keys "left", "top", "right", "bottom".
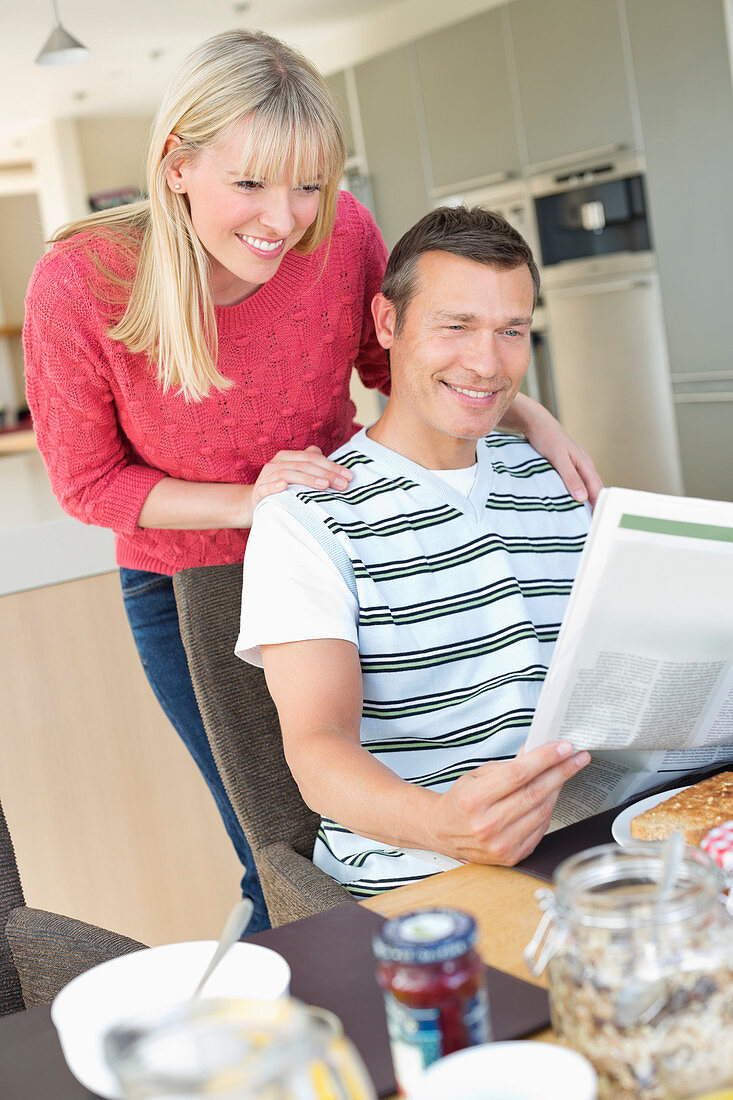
{"left": 235, "top": 233, "right": 286, "bottom": 258}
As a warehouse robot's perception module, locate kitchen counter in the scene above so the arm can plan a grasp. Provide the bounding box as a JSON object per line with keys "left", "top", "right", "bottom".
{"left": 0, "top": 450, "right": 115, "bottom": 596}
{"left": 0, "top": 427, "right": 36, "bottom": 455}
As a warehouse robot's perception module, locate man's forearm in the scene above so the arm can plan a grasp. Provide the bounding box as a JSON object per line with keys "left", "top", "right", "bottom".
{"left": 287, "top": 723, "right": 590, "bottom": 867}
{"left": 287, "top": 727, "right": 441, "bottom": 851}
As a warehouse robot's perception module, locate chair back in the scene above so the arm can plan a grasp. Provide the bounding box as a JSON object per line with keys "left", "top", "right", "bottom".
{"left": 173, "top": 563, "right": 321, "bottom": 860}
{"left": 0, "top": 797, "right": 25, "bottom": 1013}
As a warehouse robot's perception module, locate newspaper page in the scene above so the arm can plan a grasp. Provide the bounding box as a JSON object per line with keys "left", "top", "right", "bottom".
{"left": 525, "top": 488, "right": 733, "bottom": 756}
{"left": 548, "top": 745, "right": 733, "bottom": 831}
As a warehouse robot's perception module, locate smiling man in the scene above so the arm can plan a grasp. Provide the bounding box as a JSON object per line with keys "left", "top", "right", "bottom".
{"left": 236, "top": 206, "right": 591, "bottom": 896}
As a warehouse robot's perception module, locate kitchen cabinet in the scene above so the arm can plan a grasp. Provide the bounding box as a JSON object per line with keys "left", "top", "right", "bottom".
{"left": 354, "top": 45, "right": 430, "bottom": 248}
{"left": 626, "top": 0, "right": 733, "bottom": 379}
{"left": 543, "top": 265, "right": 683, "bottom": 494}
{"left": 1, "top": 571, "right": 242, "bottom": 947}
{"left": 626, "top": 0, "right": 733, "bottom": 502}
{"left": 0, "top": 325, "right": 20, "bottom": 427}
{"left": 325, "top": 69, "right": 356, "bottom": 160}
{"left": 414, "top": 9, "right": 521, "bottom": 193}
{"left": 674, "top": 399, "right": 733, "bottom": 502}
{"left": 509, "top": 0, "right": 637, "bottom": 167}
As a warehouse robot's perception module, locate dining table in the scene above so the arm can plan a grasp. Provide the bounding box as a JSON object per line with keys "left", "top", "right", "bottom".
{"left": 0, "top": 860, "right": 553, "bottom": 1100}
{"left": 1, "top": 770, "right": 722, "bottom": 1100}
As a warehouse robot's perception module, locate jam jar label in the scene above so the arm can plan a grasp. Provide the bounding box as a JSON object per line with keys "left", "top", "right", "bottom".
{"left": 465, "top": 987, "right": 491, "bottom": 1044}
{"left": 383, "top": 987, "right": 491, "bottom": 1093}
{"left": 383, "top": 993, "right": 442, "bottom": 1093}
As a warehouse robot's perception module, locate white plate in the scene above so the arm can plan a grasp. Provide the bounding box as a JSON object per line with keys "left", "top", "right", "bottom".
{"left": 51, "top": 940, "right": 290, "bottom": 1100}
{"left": 611, "top": 785, "right": 691, "bottom": 847}
{"left": 412, "top": 1041, "right": 598, "bottom": 1100}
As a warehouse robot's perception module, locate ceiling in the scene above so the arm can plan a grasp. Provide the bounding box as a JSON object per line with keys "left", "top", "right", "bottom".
{"left": 0, "top": 0, "right": 406, "bottom": 162}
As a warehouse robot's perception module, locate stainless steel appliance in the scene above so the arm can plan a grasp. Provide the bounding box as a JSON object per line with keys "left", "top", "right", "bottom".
{"left": 533, "top": 154, "right": 683, "bottom": 494}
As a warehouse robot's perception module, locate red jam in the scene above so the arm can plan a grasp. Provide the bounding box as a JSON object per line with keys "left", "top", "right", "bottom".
{"left": 373, "top": 909, "right": 491, "bottom": 1095}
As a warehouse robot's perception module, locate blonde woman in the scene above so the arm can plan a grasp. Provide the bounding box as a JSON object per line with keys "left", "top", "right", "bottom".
{"left": 24, "top": 29, "right": 599, "bottom": 931}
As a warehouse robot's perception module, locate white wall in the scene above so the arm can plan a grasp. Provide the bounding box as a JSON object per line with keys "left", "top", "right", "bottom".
{"left": 29, "top": 117, "right": 88, "bottom": 238}
{"left": 0, "top": 192, "right": 45, "bottom": 321}
{"left": 0, "top": 191, "right": 45, "bottom": 413}
{"left": 77, "top": 114, "right": 152, "bottom": 196}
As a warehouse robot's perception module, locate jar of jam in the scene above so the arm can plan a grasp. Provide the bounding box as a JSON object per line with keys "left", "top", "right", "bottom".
{"left": 372, "top": 908, "right": 491, "bottom": 1095}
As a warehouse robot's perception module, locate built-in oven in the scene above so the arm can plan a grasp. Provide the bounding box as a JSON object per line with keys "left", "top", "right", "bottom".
{"left": 534, "top": 167, "right": 651, "bottom": 269}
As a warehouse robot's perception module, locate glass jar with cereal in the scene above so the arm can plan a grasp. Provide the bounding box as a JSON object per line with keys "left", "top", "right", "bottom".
{"left": 525, "top": 843, "right": 733, "bottom": 1100}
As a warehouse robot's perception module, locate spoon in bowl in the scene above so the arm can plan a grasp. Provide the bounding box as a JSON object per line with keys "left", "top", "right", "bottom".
{"left": 192, "top": 897, "right": 255, "bottom": 1000}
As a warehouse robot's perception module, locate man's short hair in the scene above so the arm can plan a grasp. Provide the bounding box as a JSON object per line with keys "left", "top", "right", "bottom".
{"left": 382, "top": 205, "right": 541, "bottom": 334}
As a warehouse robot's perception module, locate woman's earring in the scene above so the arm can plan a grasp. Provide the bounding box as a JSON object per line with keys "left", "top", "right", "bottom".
{"left": 174, "top": 184, "right": 181, "bottom": 190}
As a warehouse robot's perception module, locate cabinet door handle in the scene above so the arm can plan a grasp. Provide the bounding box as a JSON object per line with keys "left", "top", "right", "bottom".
{"left": 674, "top": 392, "right": 733, "bottom": 405}
{"left": 547, "top": 277, "right": 651, "bottom": 298}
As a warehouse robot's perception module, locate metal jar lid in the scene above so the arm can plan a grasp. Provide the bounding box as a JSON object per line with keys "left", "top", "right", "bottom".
{"left": 373, "top": 908, "right": 477, "bottom": 965}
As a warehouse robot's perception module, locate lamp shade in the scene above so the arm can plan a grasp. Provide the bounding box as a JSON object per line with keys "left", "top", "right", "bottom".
{"left": 35, "top": 23, "right": 89, "bottom": 65}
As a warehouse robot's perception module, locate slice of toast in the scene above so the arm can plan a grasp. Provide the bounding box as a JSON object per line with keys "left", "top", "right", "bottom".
{"left": 629, "top": 771, "right": 733, "bottom": 845}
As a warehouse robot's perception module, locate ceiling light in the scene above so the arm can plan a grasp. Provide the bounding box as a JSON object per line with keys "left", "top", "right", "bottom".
{"left": 35, "top": 0, "right": 89, "bottom": 66}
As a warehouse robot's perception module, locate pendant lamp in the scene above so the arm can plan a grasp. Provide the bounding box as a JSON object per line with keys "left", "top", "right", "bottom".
{"left": 36, "top": 0, "right": 89, "bottom": 65}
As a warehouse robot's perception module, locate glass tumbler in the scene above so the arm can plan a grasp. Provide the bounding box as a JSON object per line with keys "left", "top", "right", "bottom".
{"left": 104, "top": 997, "right": 376, "bottom": 1100}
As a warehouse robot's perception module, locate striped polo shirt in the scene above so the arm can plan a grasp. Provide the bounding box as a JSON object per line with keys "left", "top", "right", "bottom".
{"left": 275, "top": 428, "right": 589, "bottom": 896}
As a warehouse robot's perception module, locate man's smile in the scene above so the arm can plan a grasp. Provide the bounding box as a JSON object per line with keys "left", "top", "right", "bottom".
{"left": 441, "top": 380, "right": 504, "bottom": 401}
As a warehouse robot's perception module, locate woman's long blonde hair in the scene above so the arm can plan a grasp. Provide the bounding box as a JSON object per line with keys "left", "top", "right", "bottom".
{"left": 54, "top": 30, "right": 346, "bottom": 400}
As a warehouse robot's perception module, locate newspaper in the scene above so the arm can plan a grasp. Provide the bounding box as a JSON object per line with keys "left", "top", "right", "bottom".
{"left": 548, "top": 746, "right": 733, "bottom": 831}
{"left": 527, "top": 487, "right": 733, "bottom": 752}
{"left": 522, "top": 487, "right": 733, "bottom": 829}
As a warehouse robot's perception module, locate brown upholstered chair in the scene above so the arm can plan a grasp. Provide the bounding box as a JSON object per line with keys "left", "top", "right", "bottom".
{"left": 173, "top": 563, "right": 355, "bottom": 927}
{"left": 0, "top": 796, "right": 145, "bottom": 1015}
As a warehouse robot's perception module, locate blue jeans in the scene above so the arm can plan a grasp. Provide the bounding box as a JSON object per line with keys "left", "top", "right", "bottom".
{"left": 119, "top": 567, "right": 270, "bottom": 932}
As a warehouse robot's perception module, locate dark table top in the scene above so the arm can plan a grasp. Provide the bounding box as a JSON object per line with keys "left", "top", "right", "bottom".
{"left": 0, "top": 905, "right": 549, "bottom": 1099}
{"left": 0, "top": 1003, "right": 98, "bottom": 1099}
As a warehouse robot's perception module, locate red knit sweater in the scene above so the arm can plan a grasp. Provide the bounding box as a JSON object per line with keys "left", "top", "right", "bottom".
{"left": 24, "top": 191, "right": 389, "bottom": 574}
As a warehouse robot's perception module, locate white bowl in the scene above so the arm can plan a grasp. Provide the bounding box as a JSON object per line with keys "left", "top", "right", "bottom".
{"left": 411, "top": 1041, "right": 598, "bottom": 1100}
{"left": 51, "top": 940, "right": 291, "bottom": 1099}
